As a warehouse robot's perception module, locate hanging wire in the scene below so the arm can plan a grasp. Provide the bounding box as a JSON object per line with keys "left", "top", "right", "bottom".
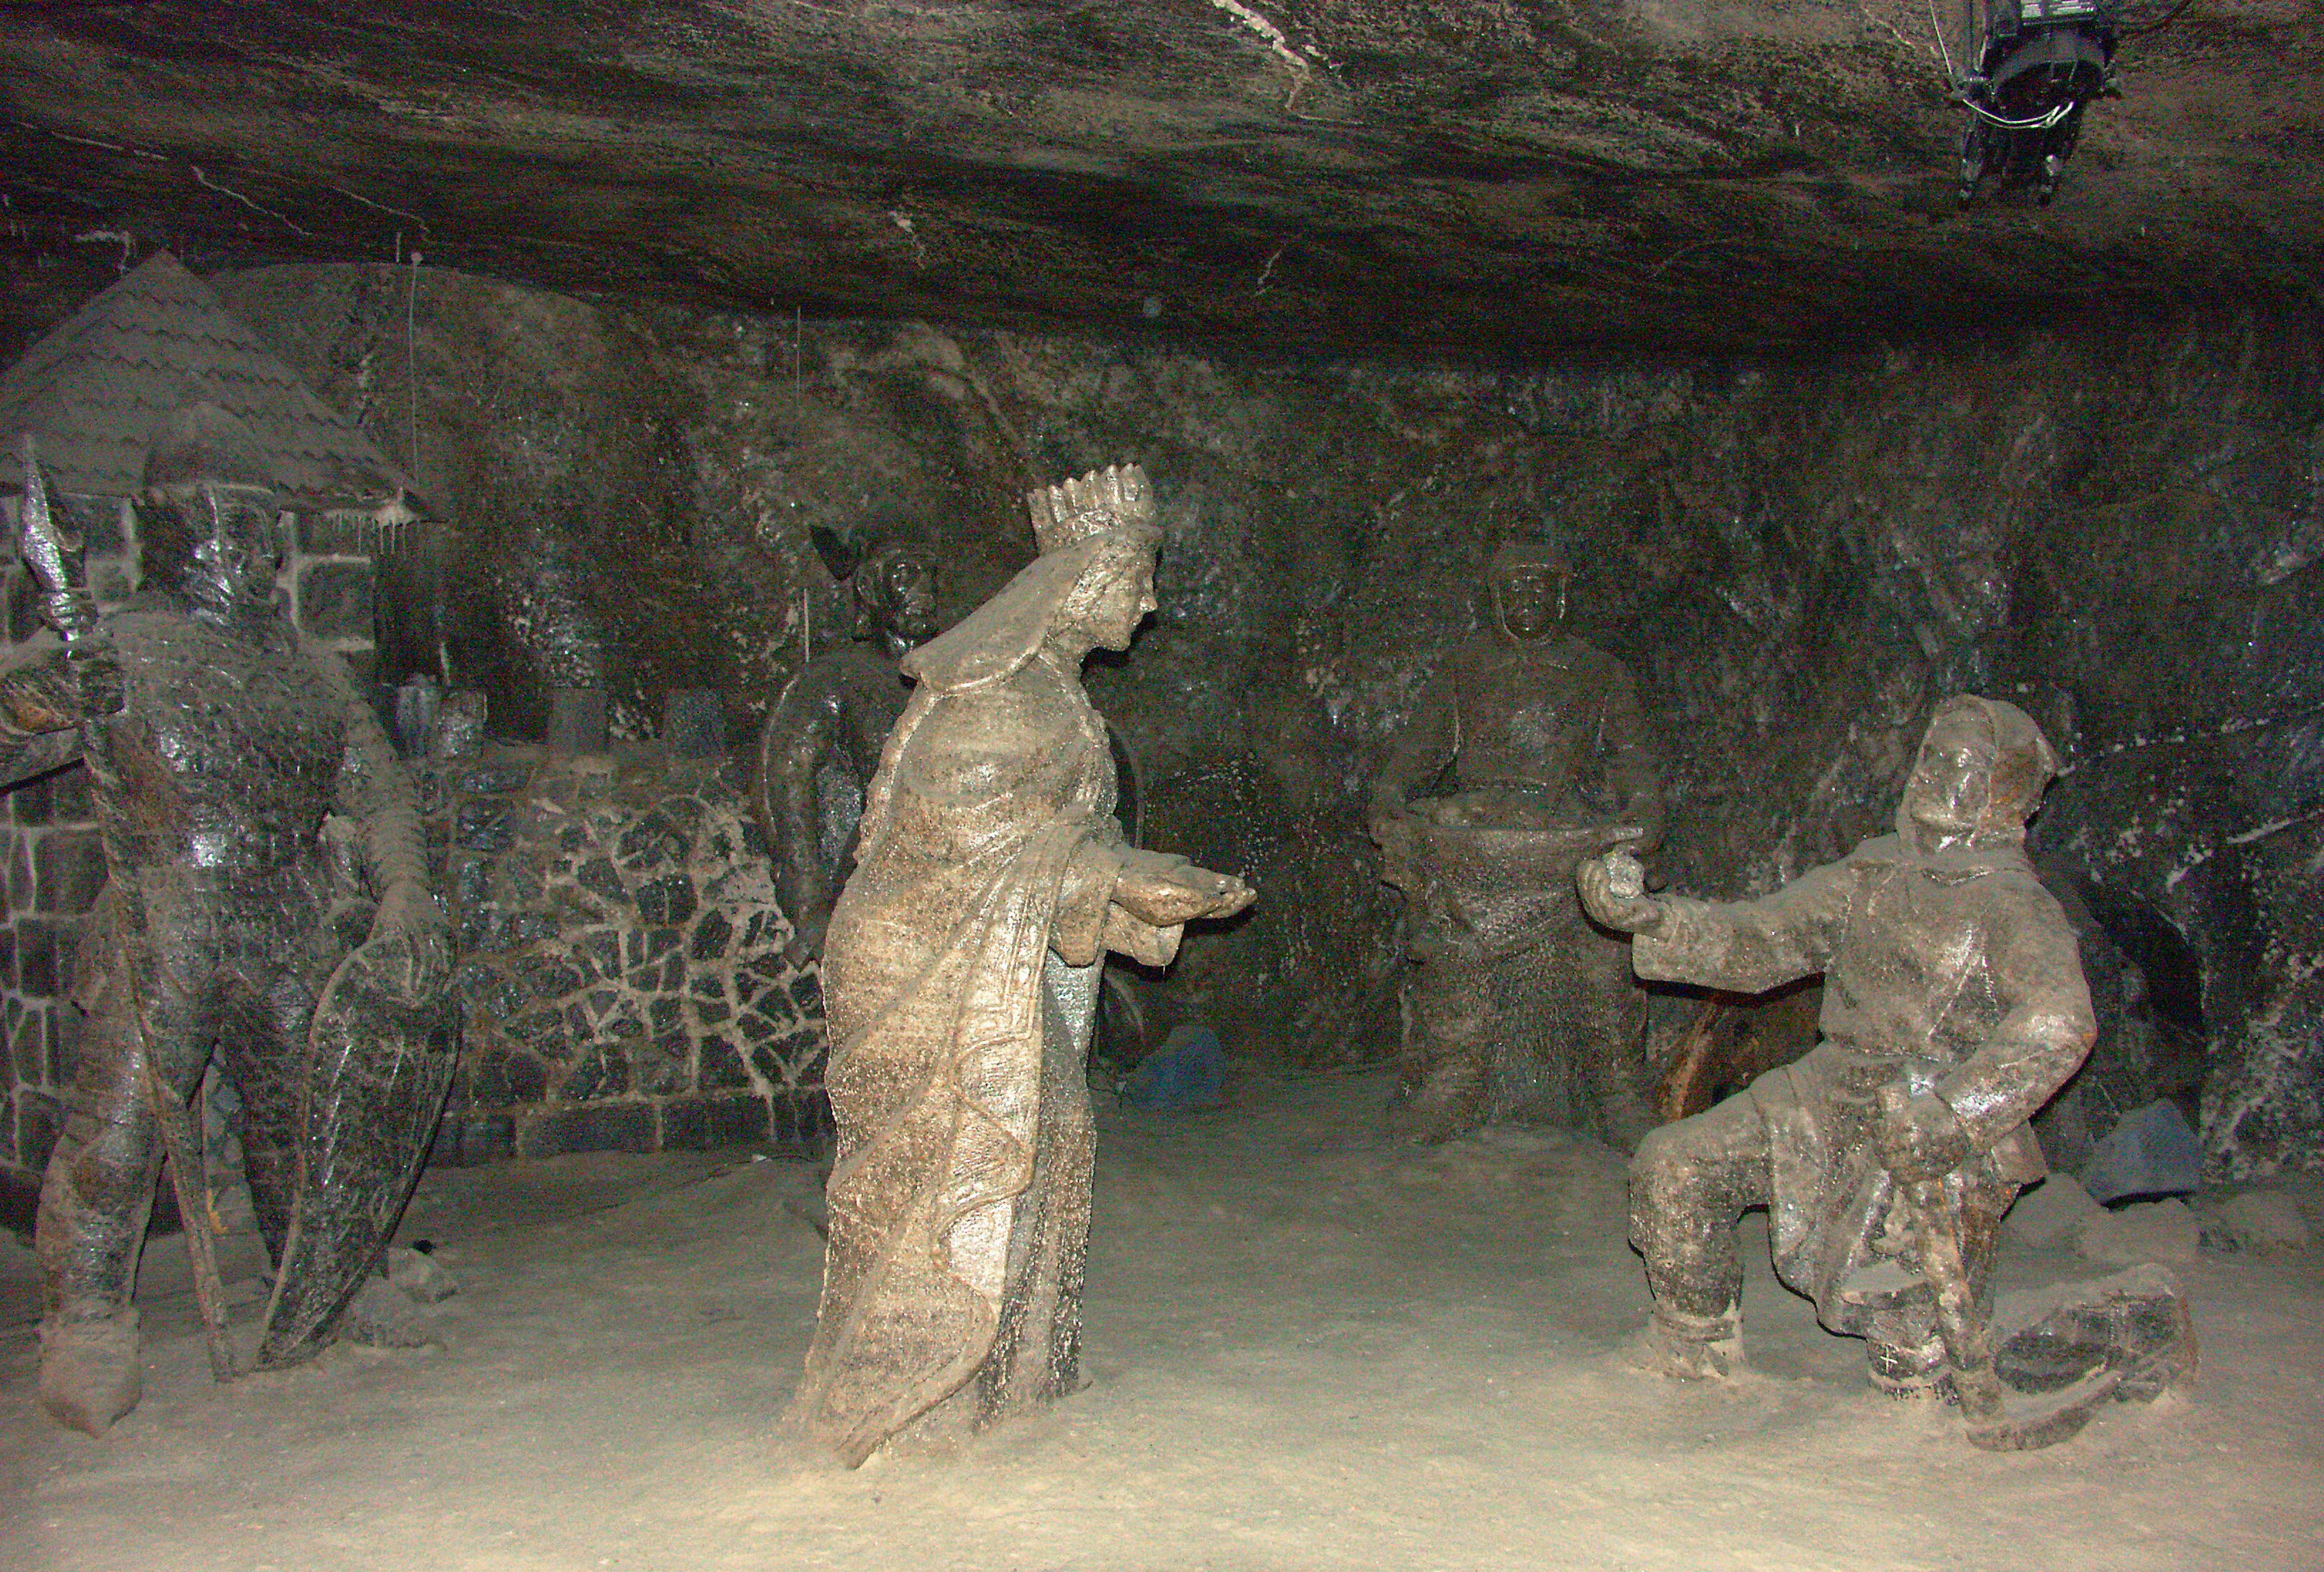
{"left": 1928, "top": 0, "right": 1959, "bottom": 82}
{"left": 405, "top": 249, "right": 423, "bottom": 486}
{"left": 1965, "top": 100, "right": 2076, "bottom": 129}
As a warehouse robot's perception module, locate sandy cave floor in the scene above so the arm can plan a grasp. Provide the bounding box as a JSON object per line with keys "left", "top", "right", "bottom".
{"left": 1, "top": 1070, "right": 2320, "bottom": 1572}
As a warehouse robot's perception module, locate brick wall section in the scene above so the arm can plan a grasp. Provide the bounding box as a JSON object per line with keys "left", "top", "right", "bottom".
{"left": 424, "top": 747, "right": 830, "bottom": 1167}
{"left": 0, "top": 493, "right": 379, "bottom": 1226}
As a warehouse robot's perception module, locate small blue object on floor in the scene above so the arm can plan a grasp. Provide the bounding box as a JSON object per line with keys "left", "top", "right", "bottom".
{"left": 1117, "top": 1023, "right": 1227, "bottom": 1113}
{"left": 2080, "top": 1099, "right": 2204, "bottom": 1204}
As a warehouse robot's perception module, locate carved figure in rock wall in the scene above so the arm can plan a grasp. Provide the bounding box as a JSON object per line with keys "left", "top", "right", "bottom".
{"left": 1581, "top": 696, "right": 2191, "bottom": 1447}
{"left": 753, "top": 536, "right": 940, "bottom": 966}
{"left": 9, "top": 405, "right": 455, "bottom": 1435}
{"left": 1368, "top": 537, "right": 1665, "bottom": 1148}
{"left": 786, "top": 465, "right": 1253, "bottom": 1467}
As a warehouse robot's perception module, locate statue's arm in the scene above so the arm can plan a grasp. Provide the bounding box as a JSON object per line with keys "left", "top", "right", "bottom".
{"left": 1372, "top": 669, "right": 1457, "bottom": 813}
{"left": 1612, "top": 857, "right": 1855, "bottom": 993}
{"left": 1054, "top": 833, "right": 1251, "bottom": 970}
{"left": 755, "top": 670, "right": 849, "bottom": 960}
{"left": 317, "top": 644, "right": 428, "bottom": 898}
{"left": 0, "top": 641, "right": 103, "bottom": 788}
{"left": 1934, "top": 886, "right": 2100, "bottom": 1153}
{"left": 314, "top": 637, "right": 448, "bottom": 1001}
{"left": 1053, "top": 834, "right": 1132, "bottom": 966}
{"left": 1596, "top": 661, "right": 1666, "bottom": 854}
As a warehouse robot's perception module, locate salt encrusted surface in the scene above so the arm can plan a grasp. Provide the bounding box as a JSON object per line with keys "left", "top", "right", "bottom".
{"left": 428, "top": 747, "right": 829, "bottom": 1164}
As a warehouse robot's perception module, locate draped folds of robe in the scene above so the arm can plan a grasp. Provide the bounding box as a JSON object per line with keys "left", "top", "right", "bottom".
{"left": 789, "top": 644, "right": 1141, "bottom": 1466}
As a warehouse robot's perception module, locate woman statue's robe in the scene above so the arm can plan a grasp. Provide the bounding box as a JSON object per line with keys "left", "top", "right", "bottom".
{"left": 789, "top": 644, "right": 1175, "bottom": 1465}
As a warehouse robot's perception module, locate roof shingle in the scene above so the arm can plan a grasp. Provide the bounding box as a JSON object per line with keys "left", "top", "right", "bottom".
{"left": 0, "top": 251, "right": 410, "bottom": 509}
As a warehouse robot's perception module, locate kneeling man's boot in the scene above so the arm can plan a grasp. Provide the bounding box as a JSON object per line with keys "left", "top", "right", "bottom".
{"left": 39, "top": 1307, "right": 143, "bottom": 1436}
{"left": 1868, "top": 1312, "right": 1952, "bottom": 1404}
{"left": 1645, "top": 1305, "right": 1742, "bottom": 1380}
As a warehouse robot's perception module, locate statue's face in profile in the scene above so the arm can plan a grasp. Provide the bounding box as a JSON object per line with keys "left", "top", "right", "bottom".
{"left": 1086, "top": 554, "right": 1158, "bottom": 652}
{"left": 875, "top": 551, "right": 939, "bottom": 644}
{"left": 1902, "top": 710, "right": 1994, "bottom": 847}
{"left": 180, "top": 486, "right": 282, "bottom": 624}
{"left": 1492, "top": 558, "right": 1569, "bottom": 641}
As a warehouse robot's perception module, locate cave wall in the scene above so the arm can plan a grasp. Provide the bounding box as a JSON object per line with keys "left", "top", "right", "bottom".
{"left": 199, "top": 265, "right": 2324, "bottom": 1177}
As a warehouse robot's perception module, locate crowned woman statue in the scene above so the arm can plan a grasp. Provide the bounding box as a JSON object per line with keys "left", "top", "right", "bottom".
{"left": 787, "top": 463, "right": 1255, "bottom": 1466}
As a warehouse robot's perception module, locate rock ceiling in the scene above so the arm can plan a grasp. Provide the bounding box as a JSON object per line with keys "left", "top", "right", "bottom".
{"left": 0, "top": 1, "right": 2318, "bottom": 358}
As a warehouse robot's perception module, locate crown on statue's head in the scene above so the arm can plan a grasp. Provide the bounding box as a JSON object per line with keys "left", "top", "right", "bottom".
{"left": 1026, "top": 463, "right": 1157, "bottom": 554}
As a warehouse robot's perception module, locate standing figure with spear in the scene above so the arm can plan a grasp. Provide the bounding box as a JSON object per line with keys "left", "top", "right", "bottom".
{"left": 8, "top": 403, "right": 455, "bottom": 1435}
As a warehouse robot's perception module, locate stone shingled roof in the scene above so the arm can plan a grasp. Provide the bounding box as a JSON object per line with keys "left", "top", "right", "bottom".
{"left": 0, "top": 251, "right": 411, "bottom": 509}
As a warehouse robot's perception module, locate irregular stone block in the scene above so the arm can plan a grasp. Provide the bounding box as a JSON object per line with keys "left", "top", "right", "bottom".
{"left": 630, "top": 1043, "right": 689, "bottom": 1096}
{"left": 691, "top": 909, "right": 734, "bottom": 961}
{"left": 457, "top": 905, "right": 493, "bottom": 953}
{"left": 575, "top": 856, "right": 626, "bottom": 905}
{"left": 493, "top": 854, "right": 547, "bottom": 904}
{"left": 634, "top": 876, "right": 697, "bottom": 925}
{"left": 431, "top": 690, "right": 487, "bottom": 760}
{"left": 1994, "top": 1263, "right": 2195, "bottom": 1404}
{"left": 430, "top": 1112, "right": 516, "bottom": 1168}
{"left": 505, "top": 1008, "right": 577, "bottom": 1061}
{"left": 700, "top": 1036, "right": 752, "bottom": 1090}
{"left": 48, "top": 1004, "right": 82, "bottom": 1087}
{"left": 513, "top": 952, "right": 586, "bottom": 1004}
{"left": 2209, "top": 1190, "right": 2312, "bottom": 1256}
{"left": 517, "top": 1101, "right": 653, "bottom": 1158}
{"left": 2003, "top": 1173, "right": 2105, "bottom": 1248}
{"left": 470, "top": 1050, "right": 550, "bottom": 1107}
{"left": 770, "top": 1089, "right": 834, "bottom": 1149}
{"left": 31, "top": 830, "right": 105, "bottom": 914}
{"left": 449, "top": 854, "right": 490, "bottom": 908}
{"left": 617, "top": 811, "right": 681, "bottom": 868}
{"left": 663, "top": 1093, "right": 769, "bottom": 1150}
{"left": 7, "top": 762, "right": 93, "bottom": 827}
{"left": 663, "top": 688, "right": 727, "bottom": 758}
{"left": 16, "top": 1089, "right": 60, "bottom": 1173}
{"left": 2081, "top": 1099, "right": 2204, "bottom": 1202}
{"left": 296, "top": 559, "right": 376, "bottom": 641}
{"left": 2076, "top": 1198, "right": 2202, "bottom": 1268}
{"left": 454, "top": 960, "right": 525, "bottom": 1023}
{"left": 575, "top": 928, "right": 622, "bottom": 982}
{"left": 559, "top": 1047, "right": 631, "bottom": 1102}
{"left": 456, "top": 799, "right": 514, "bottom": 854}
{"left": 548, "top": 688, "right": 609, "bottom": 753}
{"left": 10, "top": 1006, "right": 44, "bottom": 1086}
{"left": 753, "top": 1029, "right": 825, "bottom": 1088}
{"left": 12, "top": 917, "right": 76, "bottom": 996}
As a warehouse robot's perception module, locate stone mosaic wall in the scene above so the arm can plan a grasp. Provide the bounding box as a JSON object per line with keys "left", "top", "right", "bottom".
{"left": 0, "top": 492, "right": 382, "bottom": 1223}
{"left": 425, "top": 747, "right": 828, "bottom": 1165}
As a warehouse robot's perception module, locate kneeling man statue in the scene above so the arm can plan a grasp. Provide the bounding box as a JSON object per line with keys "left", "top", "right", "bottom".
{"left": 1580, "top": 695, "right": 2190, "bottom": 1447}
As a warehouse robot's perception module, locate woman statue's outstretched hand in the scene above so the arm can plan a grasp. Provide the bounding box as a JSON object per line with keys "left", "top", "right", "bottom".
{"left": 1111, "top": 851, "right": 1255, "bottom": 928}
